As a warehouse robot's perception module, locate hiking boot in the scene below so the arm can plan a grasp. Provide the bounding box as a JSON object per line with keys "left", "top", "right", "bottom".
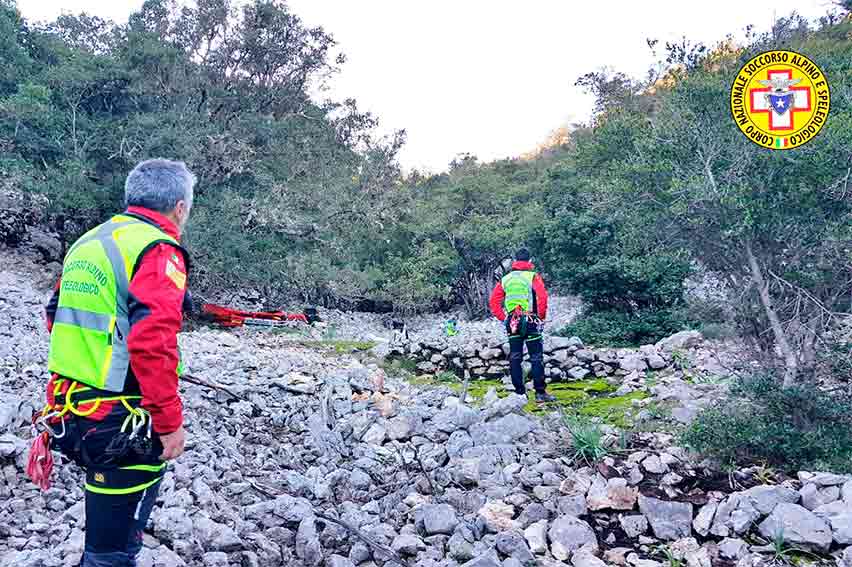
{"left": 535, "top": 392, "right": 557, "bottom": 403}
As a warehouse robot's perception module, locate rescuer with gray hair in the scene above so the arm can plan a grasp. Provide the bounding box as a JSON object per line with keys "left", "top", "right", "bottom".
{"left": 32, "top": 158, "right": 195, "bottom": 566}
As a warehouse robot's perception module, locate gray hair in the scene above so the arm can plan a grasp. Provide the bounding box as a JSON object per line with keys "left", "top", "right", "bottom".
{"left": 124, "top": 159, "right": 196, "bottom": 213}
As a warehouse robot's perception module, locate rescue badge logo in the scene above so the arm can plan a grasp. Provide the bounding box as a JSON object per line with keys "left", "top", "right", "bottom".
{"left": 730, "top": 50, "right": 830, "bottom": 150}
{"left": 165, "top": 257, "right": 187, "bottom": 290}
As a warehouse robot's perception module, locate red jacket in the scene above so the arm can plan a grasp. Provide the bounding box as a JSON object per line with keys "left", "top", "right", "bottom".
{"left": 45, "top": 206, "right": 187, "bottom": 434}
{"left": 489, "top": 260, "right": 548, "bottom": 321}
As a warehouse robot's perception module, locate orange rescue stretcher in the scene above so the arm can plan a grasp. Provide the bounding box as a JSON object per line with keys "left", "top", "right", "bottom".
{"left": 202, "top": 303, "right": 319, "bottom": 328}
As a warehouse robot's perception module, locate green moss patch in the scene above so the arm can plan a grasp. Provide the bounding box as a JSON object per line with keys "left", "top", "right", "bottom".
{"left": 413, "top": 375, "right": 647, "bottom": 428}
{"left": 577, "top": 390, "right": 649, "bottom": 428}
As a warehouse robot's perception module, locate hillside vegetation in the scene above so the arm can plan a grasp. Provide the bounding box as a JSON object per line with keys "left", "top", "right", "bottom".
{"left": 1, "top": 0, "right": 851, "bottom": 384}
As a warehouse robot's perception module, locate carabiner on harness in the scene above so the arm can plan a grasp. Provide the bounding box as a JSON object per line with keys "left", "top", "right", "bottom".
{"left": 106, "top": 405, "right": 153, "bottom": 461}
{"left": 34, "top": 410, "right": 67, "bottom": 440}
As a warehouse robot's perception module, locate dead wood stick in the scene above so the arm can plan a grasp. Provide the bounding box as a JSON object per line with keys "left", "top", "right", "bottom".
{"left": 181, "top": 373, "right": 252, "bottom": 405}
{"left": 314, "top": 511, "right": 412, "bottom": 567}
{"left": 247, "top": 477, "right": 410, "bottom": 566}
{"left": 270, "top": 382, "right": 314, "bottom": 396}
{"left": 245, "top": 480, "right": 410, "bottom": 567}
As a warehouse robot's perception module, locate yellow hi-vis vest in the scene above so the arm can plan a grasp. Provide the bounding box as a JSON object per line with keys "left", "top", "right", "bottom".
{"left": 501, "top": 270, "right": 536, "bottom": 313}
{"left": 47, "top": 214, "right": 189, "bottom": 392}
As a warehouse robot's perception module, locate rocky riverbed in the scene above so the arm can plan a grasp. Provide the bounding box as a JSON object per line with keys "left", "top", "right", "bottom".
{"left": 3, "top": 251, "right": 852, "bottom": 567}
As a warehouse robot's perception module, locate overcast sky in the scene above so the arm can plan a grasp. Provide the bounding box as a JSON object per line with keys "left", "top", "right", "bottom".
{"left": 20, "top": 0, "right": 835, "bottom": 173}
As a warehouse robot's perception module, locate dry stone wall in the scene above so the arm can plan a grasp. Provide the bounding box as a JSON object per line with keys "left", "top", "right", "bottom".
{"left": 388, "top": 331, "right": 704, "bottom": 382}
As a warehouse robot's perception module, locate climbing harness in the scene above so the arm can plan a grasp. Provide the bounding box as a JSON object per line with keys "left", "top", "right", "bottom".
{"left": 27, "top": 378, "right": 149, "bottom": 491}
{"left": 507, "top": 307, "right": 526, "bottom": 336}
{"left": 104, "top": 406, "right": 153, "bottom": 463}
{"left": 507, "top": 308, "right": 542, "bottom": 337}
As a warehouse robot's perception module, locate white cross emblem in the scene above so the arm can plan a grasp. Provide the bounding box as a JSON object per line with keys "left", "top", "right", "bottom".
{"left": 750, "top": 69, "right": 811, "bottom": 130}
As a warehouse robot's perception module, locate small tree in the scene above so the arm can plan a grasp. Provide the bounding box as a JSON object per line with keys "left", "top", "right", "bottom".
{"left": 630, "top": 21, "right": 852, "bottom": 385}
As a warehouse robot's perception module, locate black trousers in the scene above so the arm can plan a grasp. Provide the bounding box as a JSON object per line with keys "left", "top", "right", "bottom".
{"left": 52, "top": 403, "right": 165, "bottom": 566}
{"left": 507, "top": 317, "right": 546, "bottom": 395}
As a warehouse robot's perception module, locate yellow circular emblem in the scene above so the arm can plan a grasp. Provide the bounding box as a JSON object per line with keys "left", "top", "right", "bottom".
{"left": 730, "top": 50, "right": 830, "bottom": 150}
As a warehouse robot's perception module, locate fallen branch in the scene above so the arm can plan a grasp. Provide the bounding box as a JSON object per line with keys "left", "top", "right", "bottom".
{"left": 247, "top": 479, "right": 277, "bottom": 499}
{"left": 414, "top": 453, "right": 437, "bottom": 495}
{"left": 181, "top": 373, "right": 254, "bottom": 405}
{"left": 247, "top": 479, "right": 409, "bottom": 566}
{"left": 314, "top": 511, "right": 412, "bottom": 567}
{"left": 270, "top": 383, "right": 316, "bottom": 396}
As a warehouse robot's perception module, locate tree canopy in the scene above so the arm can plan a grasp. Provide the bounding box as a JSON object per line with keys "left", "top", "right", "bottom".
{"left": 1, "top": 0, "right": 850, "bottom": 383}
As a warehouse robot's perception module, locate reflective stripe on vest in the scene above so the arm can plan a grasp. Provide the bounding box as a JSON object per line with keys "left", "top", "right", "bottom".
{"left": 501, "top": 270, "right": 536, "bottom": 313}
{"left": 48, "top": 215, "right": 188, "bottom": 393}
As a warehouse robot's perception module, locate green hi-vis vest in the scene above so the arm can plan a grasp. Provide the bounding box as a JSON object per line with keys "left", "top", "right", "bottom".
{"left": 48, "top": 214, "right": 189, "bottom": 392}
{"left": 501, "top": 270, "right": 536, "bottom": 313}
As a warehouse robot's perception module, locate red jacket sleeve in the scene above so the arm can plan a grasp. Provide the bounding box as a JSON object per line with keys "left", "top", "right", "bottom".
{"left": 489, "top": 281, "right": 507, "bottom": 321}
{"left": 127, "top": 243, "right": 187, "bottom": 434}
{"left": 533, "top": 274, "right": 548, "bottom": 320}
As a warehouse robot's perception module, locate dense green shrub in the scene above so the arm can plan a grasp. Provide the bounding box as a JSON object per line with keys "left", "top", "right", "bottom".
{"left": 817, "top": 338, "right": 852, "bottom": 381}
{"left": 557, "top": 308, "right": 689, "bottom": 347}
{"left": 682, "top": 374, "right": 852, "bottom": 473}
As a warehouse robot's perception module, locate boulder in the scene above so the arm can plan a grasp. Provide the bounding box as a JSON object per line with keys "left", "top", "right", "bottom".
{"left": 478, "top": 500, "right": 518, "bottom": 533}
{"left": 361, "top": 423, "right": 387, "bottom": 445}
{"left": 655, "top": 331, "right": 703, "bottom": 353}
{"left": 386, "top": 415, "right": 416, "bottom": 441}
{"left": 801, "top": 472, "right": 850, "bottom": 487}
{"left": 647, "top": 354, "right": 667, "bottom": 370}
{"left": 547, "top": 336, "right": 583, "bottom": 353}
{"left": 391, "top": 534, "right": 424, "bottom": 556}
{"left": 638, "top": 495, "right": 693, "bottom": 541}
{"left": 718, "top": 538, "right": 748, "bottom": 560}
{"left": 495, "top": 530, "right": 536, "bottom": 564}
{"left": 327, "top": 556, "right": 356, "bottom": 567}
{"left": 567, "top": 366, "right": 590, "bottom": 380}
{"left": 422, "top": 504, "right": 459, "bottom": 536}
{"left": 828, "top": 513, "right": 852, "bottom": 545}
{"left": 642, "top": 455, "right": 667, "bottom": 475}
{"left": 460, "top": 553, "right": 502, "bottom": 567}
{"left": 548, "top": 515, "right": 598, "bottom": 561}
{"left": 587, "top": 476, "right": 638, "bottom": 511}
{"left": 448, "top": 531, "right": 475, "bottom": 562}
{"left": 800, "top": 483, "right": 840, "bottom": 511}
{"left": 469, "top": 414, "right": 535, "bottom": 445}
{"left": 744, "top": 485, "right": 800, "bottom": 515}
{"left": 480, "top": 348, "right": 502, "bottom": 361}
{"left": 670, "top": 539, "right": 711, "bottom": 567}
{"left": 758, "top": 503, "right": 832, "bottom": 551}
{"left": 0, "top": 395, "right": 27, "bottom": 434}
{"left": 692, "top": 502, "right": 717, "bottom": 537}
{"left": 620, "top": 515, "right": 648, "bottom": 538}
{"left": 619, "top": 355, "right": 648, "bottom": 372}
{"left": 842, "top": 546, "right": 852, "bottom": 567}
{"left": 481, "top": 393, "right": 528, "bottom": 421}
{"left": 524, "top": 520, "right": 548, "bottom": 554}
{"left": 572, "top": 548, "right": 608, "bottom": 567}
{"left": 295, "top": 516, "right": 323, "bottom": 567}
{"left": 575, "top": 349, "right": 596, "bottom": 363}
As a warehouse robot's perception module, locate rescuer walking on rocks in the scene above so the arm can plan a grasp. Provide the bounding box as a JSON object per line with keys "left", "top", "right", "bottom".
{"left": 32, "top": 159, "right": 194, "bottom": 566}
{"left": 488, "top": 248, "right": 557, "bottom": 402}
